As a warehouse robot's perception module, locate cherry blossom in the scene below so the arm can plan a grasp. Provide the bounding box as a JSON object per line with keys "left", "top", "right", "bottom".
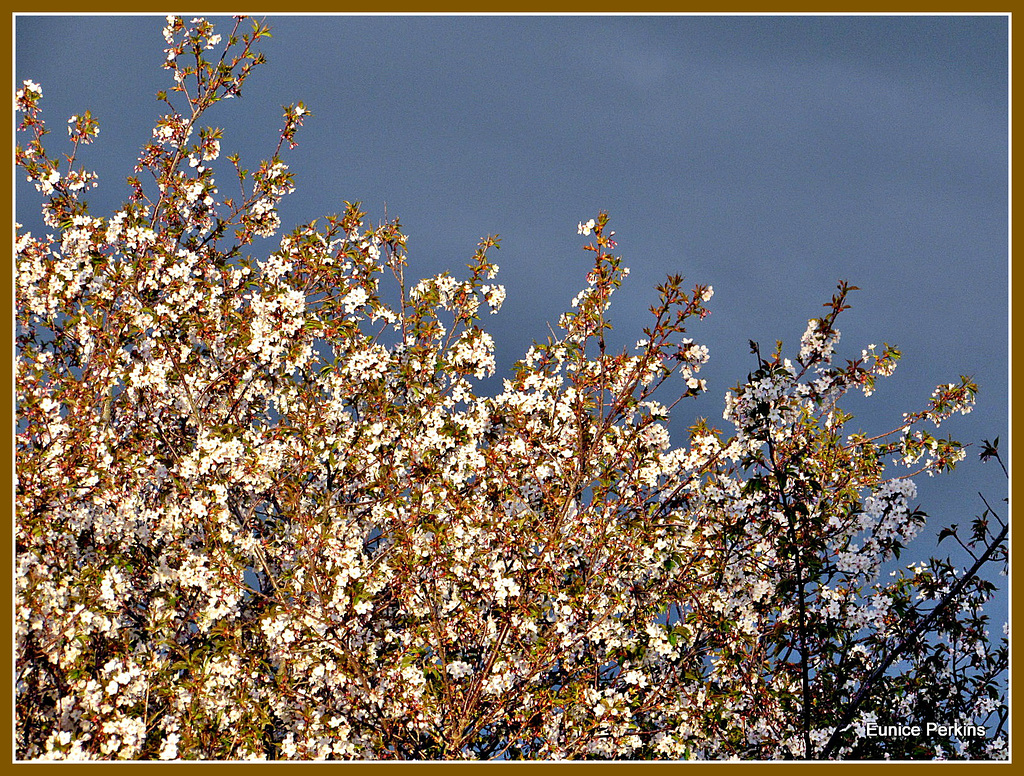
{"left": 15, "top": 17, "right": 1006, "bottom": 762}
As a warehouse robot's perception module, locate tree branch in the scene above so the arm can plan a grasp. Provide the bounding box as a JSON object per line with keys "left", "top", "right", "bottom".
{"left": 819, "top": 520, "right": 1008, "bottom": 759}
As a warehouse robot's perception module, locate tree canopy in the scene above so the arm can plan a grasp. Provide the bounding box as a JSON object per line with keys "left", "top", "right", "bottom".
{"left": 15, "top": 16, "right": 1007, "bottom": 761}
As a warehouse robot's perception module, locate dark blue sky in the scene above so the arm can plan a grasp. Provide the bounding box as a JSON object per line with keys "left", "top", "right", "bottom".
{"left": 15, "top": 15, "right": 1009, "bottom": 542}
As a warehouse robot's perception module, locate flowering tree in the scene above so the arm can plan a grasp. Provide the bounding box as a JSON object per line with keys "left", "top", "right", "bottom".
{"left": 15, "top": 16, "right": 1008, "bottom": 761}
